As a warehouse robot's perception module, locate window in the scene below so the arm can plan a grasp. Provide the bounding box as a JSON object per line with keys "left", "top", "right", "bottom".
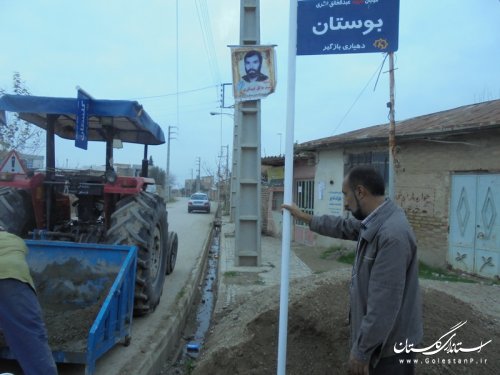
{"left": 191, "top": 194, "right": 208, "bottom": 200}
{"left": 345, "top": 151, "right": 389, "bottom": 186}
{"left": 295, "top": 179, "right": 314, "bottom": 226}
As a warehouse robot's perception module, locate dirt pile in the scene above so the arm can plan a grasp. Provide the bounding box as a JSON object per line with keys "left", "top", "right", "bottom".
{"left": 192, "top": 274, "right": 499, "bottom": 375}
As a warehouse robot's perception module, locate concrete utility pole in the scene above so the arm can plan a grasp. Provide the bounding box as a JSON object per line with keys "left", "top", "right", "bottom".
{"left": 195, "top": 157, "right": 201, "bottom": 192}
{"left": 210, "top": 109, "right": 236, "bottom": 220}
{"left": 219, "top": 82, "right": 238, "bottom": 222}
{"left": 222, "top": 144, "right": 229, "bottom": 213}
{"left": 165, "top": 125, "right": 177, "bottom": 202}
{"left": 230, "top": 114, "right": 238, "bottom": 223}
{"left": 234, "top": 0, "right": 261, "bottom": 266}
{"left": 217, "top": 147, "right": 221, "bottom": 203}
{"left": 217, "top": 145, "right": 230, "bottom": 209}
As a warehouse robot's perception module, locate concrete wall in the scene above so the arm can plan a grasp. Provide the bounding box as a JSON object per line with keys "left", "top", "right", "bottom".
{"left": 263, "top": 186, "right": 284, "bottom": 238}
{"left": 261, "top": 186, "right": 270, "bottom": 235}
{"left": 294, "top": 158, "right": 315, "bottom": 179}
{"left": 312, "top": 149, "right": 351, "bottom": 248}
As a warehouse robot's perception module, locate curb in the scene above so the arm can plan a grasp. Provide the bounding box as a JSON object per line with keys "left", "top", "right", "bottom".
{"left": 118, "top": 221, "right": 214, "bottom": 375}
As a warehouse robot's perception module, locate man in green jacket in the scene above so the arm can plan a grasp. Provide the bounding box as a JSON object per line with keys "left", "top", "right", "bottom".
{"left": 283, "top": 166, "right": 422, "bottom": 375}
{"left": 0, "top": 226, "right": 58, "bottom": 375}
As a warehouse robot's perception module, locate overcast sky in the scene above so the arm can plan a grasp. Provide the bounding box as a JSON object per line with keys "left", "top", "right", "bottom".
{"left": 1, "top": 0, "right": 499, "bottom": 187}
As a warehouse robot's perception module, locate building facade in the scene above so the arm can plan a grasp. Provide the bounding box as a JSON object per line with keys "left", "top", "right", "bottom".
{"left": 290, "top": 100, "right": 500, "bottom": 278}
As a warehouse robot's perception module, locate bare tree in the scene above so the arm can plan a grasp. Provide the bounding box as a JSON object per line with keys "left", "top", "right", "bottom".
{"left": 148, "top": 165, "right": 166, "bottom": 187}
{"left": 0, "top": 72, "right": 43, "bottom": 155}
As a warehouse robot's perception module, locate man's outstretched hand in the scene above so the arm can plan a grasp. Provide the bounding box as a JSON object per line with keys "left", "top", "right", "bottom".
{"left": 348, "top": 354, "right": 369, "bottom": 375}
{"left": 281, "top": 203, "right": 312, "bottom": 224}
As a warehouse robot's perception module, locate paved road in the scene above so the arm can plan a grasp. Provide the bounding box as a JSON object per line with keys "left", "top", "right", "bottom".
{"left": 0, "top": 197, "right": 216, "bottom": 375}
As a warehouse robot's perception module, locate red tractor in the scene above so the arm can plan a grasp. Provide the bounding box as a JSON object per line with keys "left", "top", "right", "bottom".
{"left": 0, "top": 93, "right": 178, "bottom": 316}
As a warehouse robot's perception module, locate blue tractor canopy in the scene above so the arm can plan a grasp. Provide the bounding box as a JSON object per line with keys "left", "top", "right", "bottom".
{"left": 0, "top": 93, "right": 165, "bottom": 145}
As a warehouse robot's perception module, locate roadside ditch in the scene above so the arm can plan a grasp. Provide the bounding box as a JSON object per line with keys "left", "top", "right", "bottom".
{"left": 159, "top": 215, "right": 221, "bottom": 375}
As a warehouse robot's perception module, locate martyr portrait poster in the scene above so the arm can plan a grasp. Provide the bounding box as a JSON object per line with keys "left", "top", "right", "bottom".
{"left": 231, "top": 45, "right": 277, "bottom": 102}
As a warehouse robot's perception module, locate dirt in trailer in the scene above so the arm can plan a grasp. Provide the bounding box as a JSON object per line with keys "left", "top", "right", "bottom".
{"left": 36, "top": 258, "right": 117, "bottom": 351}
{"left": 0, "top": 258, "right": 116, "bottom": 353}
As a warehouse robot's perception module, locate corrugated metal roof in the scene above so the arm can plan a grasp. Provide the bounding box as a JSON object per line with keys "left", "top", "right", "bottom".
{"left": 261, "top": 154, "right": 315, "bottom": 166}
{"left": 262, "top": 156, "right": 284, "bottom": 166}
{"left": 298, "top": 99, "right": 500, "bottom": 151}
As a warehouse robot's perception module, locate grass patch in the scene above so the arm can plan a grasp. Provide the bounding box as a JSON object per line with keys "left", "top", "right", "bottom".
{"left": 320, "top": 246, "right": 342, "bottom": 259}
{"left": 176, "top": 287, "right": 186, "bottom": 302}
{"left": 224, "top": 271, "right": 240, "bottom": 277}
{"left": 313, "top": 270, "right": 327, "bottom": 275}
{"left": 418, "top": 262, "right": 475, "bottom": 283}
{"left": 185, "top": 357, "right": 196, "bottom": 374}
{"left": 338, "top": 251, "right": 356, "bottom": 265}
{"left": 320, "top": 245, "right": 353, "bottom": 261}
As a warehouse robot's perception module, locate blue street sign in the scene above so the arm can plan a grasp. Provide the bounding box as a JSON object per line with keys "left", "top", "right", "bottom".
{"left": 297, "top": 0, "right": 399, "bottom": 56}
{"left": 75, "top": 89, "right": 90, "bottom": 150}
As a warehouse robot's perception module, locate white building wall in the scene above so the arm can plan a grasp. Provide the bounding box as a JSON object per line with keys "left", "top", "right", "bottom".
{"left": 313, "top": 149, "right": 355, "bottom": 250}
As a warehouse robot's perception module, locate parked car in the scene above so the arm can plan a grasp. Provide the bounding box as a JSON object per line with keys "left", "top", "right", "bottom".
{"left": 145, "top": 184, "right": 157, "bottom": 194}
{"left": 188, "top": 193, "right": 211, "bottom": 213}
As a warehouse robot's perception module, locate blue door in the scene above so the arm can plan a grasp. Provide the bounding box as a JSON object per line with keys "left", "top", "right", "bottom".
{"left": 449, "top": 174, "right": 500, "bottom": 278}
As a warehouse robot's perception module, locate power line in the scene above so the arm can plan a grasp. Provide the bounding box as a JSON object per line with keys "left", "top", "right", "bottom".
{"left": 332, "top": 55, "right": 389, "bottom": 134}
{"left": 201, "top": 0, "right": 221, "bottom": 83}
{"left": 129, "top": 84, "right": 218, "bottom": 101}
{"left": 195, "top": 0, "right": 221, "bottom": 88}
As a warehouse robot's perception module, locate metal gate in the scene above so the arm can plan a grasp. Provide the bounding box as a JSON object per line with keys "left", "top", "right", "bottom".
{"left": 449, "top": 174, "right": 500, "bottom": 278}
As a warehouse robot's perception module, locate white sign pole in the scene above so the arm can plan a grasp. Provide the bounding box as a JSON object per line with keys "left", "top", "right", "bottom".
{"left": 277, "top": 1, "right": 298, "bottom": 374}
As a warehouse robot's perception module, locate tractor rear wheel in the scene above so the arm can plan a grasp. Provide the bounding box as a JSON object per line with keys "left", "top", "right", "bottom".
{"left": 106, "top": 192, "right": 168, "bottom": 316}
{"left": 0, "top": 187, "right": 34, "bottom": 237}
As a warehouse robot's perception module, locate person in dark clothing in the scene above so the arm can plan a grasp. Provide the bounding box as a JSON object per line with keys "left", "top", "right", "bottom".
{"left": 283, "top": 166, "right": 422, "bottom": 375}
{"left": 0, "top": 226, "right": 58, "bottom": 375}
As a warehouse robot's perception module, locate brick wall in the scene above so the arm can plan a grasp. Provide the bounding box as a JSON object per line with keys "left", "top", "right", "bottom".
{"left": 395, "top": 130, "right": 500, "bottom": 267}
{"left": 261, "top": 186, "right": 270, "bottom": 234}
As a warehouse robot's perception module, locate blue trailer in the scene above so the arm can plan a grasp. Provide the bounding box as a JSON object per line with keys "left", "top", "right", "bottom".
{"left": 0, "top": 240, "right": 137, "bottom": 375}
